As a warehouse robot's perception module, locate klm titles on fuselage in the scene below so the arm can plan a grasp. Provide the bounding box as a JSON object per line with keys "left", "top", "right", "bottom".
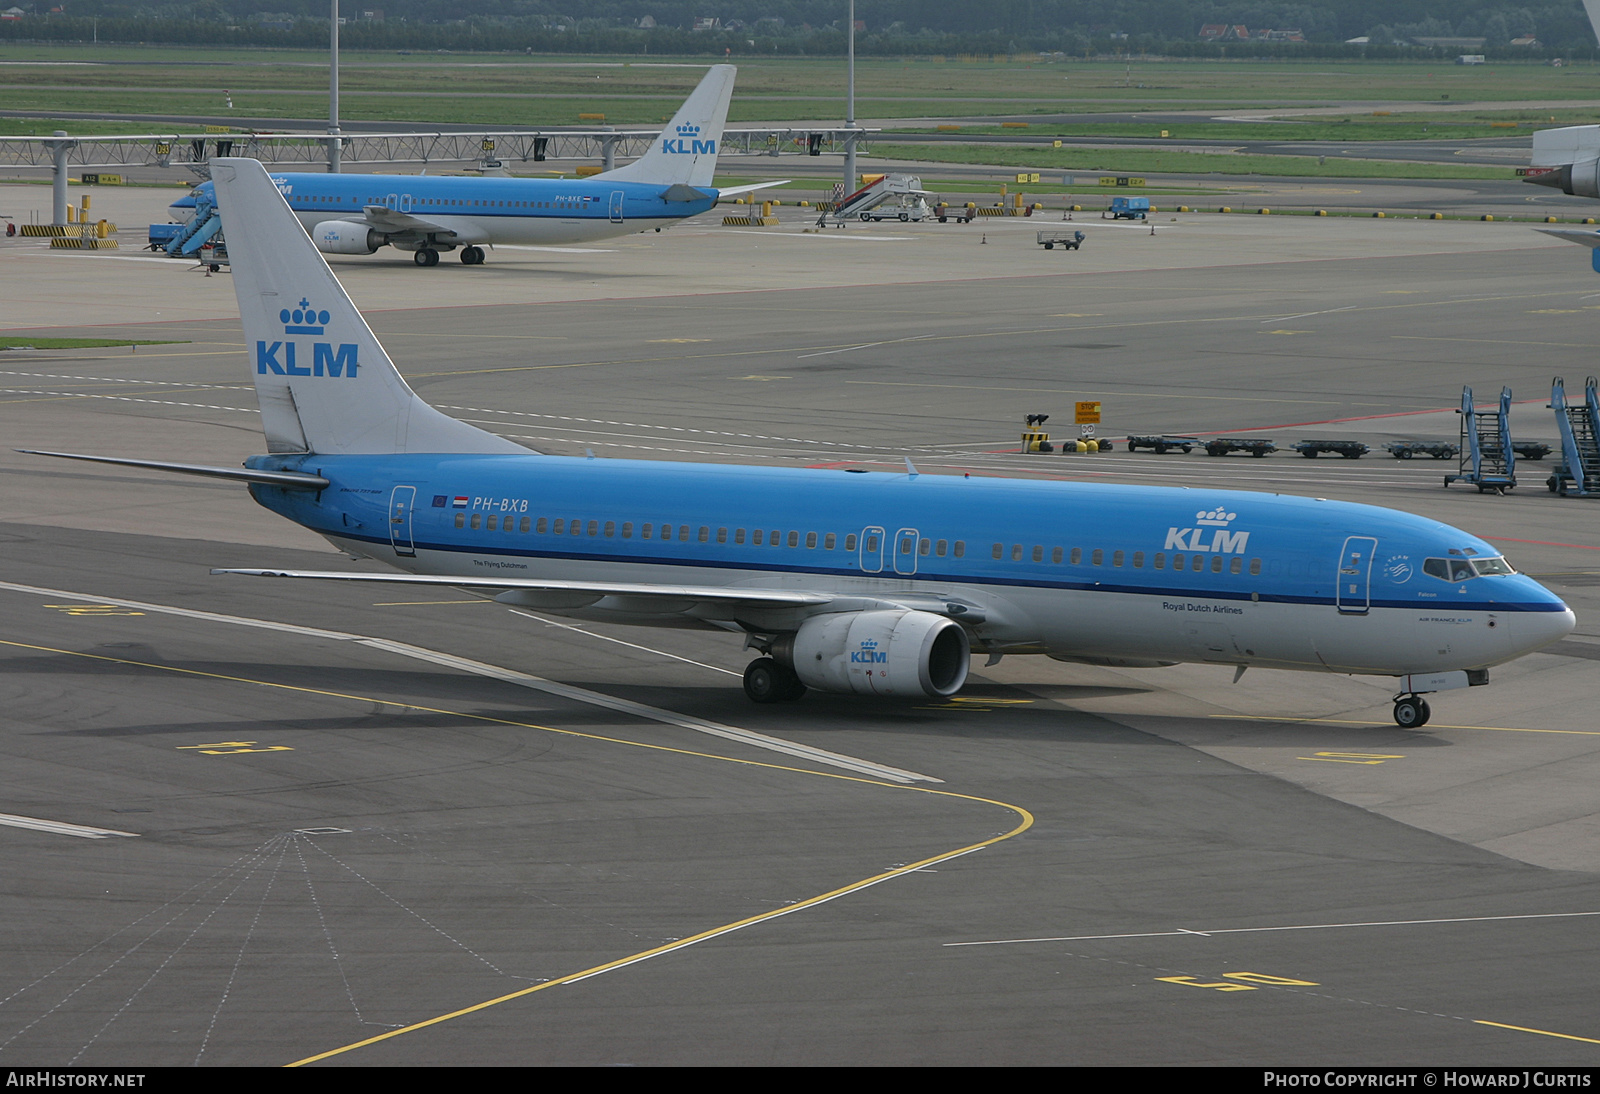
{"left": 1165, "top": 508, "right": 1250, "bottom": 554}
{"left": 256, "top": 298, "right": 359, "bottom": 379}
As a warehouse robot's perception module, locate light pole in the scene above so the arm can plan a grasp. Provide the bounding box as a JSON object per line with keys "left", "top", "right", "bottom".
{"left": 843, "top": 0, "right": 856, "bottom": 190}
{"left": 328, "top": 0, "right": 342, "bottom": 173}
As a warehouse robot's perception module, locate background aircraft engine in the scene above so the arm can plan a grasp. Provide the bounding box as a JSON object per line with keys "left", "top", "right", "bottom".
{"left": 785, "top": 609, "right": 970, "bottom": 697}
{"left": 313, "top": 221, "right": 383, "bottom": 255}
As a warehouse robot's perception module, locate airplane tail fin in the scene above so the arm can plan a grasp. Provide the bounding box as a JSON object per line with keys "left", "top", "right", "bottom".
{"left": 210, "top": 158, "right": 524, "bottom": 457}
{"left": 598, "top": 65, "right": 734, "bottom": 188}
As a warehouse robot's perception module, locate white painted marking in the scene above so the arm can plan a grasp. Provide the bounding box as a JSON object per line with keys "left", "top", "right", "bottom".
{"left": 0, "top": 580, "right": 938, "bottom": 784}
{"left": 0, "top": 812, "right": 138, "bottom": 839}
{"left": 508, "top": 609, "right": 742, "bottom": 676}
{"left": 1259, "top": 305, "right": 1358, "bottom": 323}
{"left": 492, "top": 245, "right": 617, "bottom": 253}
{"left": 17, "top": 251, "right": 200, "bottom": 266}
{"left": 944, "top": 910, "right": 1600, "bottom": 947}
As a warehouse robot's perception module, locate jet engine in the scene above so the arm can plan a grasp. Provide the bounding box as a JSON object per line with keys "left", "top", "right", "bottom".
{"left": 312, "top": 220, "right": 383, "bottom": 255}
{"left": 1526, "top": 159, "right": 1600, "bottom": 199}
{"left": 778, "top": 609, "right": 969, "bottom": 697}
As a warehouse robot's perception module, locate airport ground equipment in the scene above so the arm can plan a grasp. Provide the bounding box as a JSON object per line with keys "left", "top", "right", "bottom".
{"left": 858, "top": 193, "right": 931, "bottom": 222}
{"left": 825, "top": 173, "right": 927, "bottom": 224}
{"left": 933, "top": 202, "right": 975, "bottom": 223}
{"left": 1293, "top": 439, "right": 1370, "bottom": 459}
{"left": 1547, "top": 375, "right": 1600, "bottom": 497}
{"left": 1105, "top": 196, "right": 1150, "bottom": 220}
{"left": 1020, "top": 413, "right": 1054, "bottom": 453}
{"left": 1126, "top": 435, "right": 1198, "bottom": 454}
{"left": 1385, "top": 441, "right": 1458, "bottom": 460}
{"left": 1513, "top": 442, "right": 1553, "bottom": 461}
{"left": 1203, "top": 438, "right": 1277, "bottom": 457}
{"left": 1036, "top": 230, "right": 1085, "bottom": 250}
{"left": 155, "top": 187, "right": 221, "bottom": 259}
{"left": 1445, "top": 385, "right": 1516, "bottom": 494}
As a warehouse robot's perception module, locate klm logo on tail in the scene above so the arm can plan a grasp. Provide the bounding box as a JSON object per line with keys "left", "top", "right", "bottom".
{"left": 663, "top": 123, "right": 716, "bottom": 156}
{"left": 256, "top": 296, "right": 359, "bottom": 378}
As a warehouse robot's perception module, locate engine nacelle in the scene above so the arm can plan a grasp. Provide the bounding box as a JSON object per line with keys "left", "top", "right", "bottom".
{"left": 312, "top": 220, "right": 383, "bottom": 255}
{"left": 783, "top": 609, "right": 969, "bottom": 698}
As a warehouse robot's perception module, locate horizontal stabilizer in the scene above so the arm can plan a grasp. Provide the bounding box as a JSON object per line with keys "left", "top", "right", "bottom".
{"left": 18, "top": 449, "right": 328, "bottom": 488}
{"left": 714, "top": 180, "right": 792, "bottom": 200}
{"left": 661, "top": 183, "right": 716, "bottom": 203}
{"left": 1537, "top": 227, "right": 1600, "bottom": 248}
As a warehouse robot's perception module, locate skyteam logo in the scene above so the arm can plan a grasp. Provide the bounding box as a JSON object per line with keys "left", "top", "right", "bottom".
{"left": 1164, "top": 506, "right": 1250, "bottom": 553}
{"left": 663, "top": 123, "right": 716, "bottom": 156}
{"left": 851, "top": 638, "right": 888, "bottom": 665}
{"left": 256, "top": 295, "right": 359, "bottom": 378}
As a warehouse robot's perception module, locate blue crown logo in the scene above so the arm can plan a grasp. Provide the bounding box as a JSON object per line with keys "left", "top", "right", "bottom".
{"left": 280, "top": 297, "right": 330, "bottom": 336}
{"left": 676, "top": 123, "right": 701, "bottom": 137}
{"left": 860, "top": 639, "right": 878, "bottom": 650}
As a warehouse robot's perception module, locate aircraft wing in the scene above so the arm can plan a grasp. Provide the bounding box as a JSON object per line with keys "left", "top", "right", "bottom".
{"left": 213, "top": 568, "right": 987, "bottom": 622}
{"left": 360, "top": 204, "right": 458, "bottom": 239}
{"left": 1537, "top": 227, "right": 1600, "bottom": 248}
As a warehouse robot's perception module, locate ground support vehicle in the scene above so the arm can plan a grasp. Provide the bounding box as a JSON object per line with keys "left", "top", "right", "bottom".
{"left": 1203, "top": 437, "right": 1277, "bottom": 457}
{"left": 1037, "top": 230, "right": 1085, "bottom": 250}
{"left": 1126, "top": 435, "right": 1198, "bottom": 454}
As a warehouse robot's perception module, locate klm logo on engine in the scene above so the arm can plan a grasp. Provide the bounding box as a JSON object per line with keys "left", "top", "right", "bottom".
{"left": 663, "top": 123, "right": 716, "bottom": 156}
{"left": 1164, "top": 506, "right": 1250, "bottom": 553}
{"left": 851, "top": 639, "right": 888, "bottom": 664}
{"left": 256, "top": 296, "right": 359, "bottom": 378}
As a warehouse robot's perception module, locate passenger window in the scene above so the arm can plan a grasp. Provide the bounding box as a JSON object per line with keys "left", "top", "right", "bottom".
{"left": 918, "top": 537, "right": 929, "bottom": 555}
{"left": 605, "top": 521, "right": 616, "bottom": 537}
{"left": 1132, "top": 551, "right": 1144, "bottom": 568}
{"left": 1172, "top": 553, "right": 1184, "bottom": 569}
{"left": 1071, "top": 547, "right": 1082, "bottom": 564}
{"left": 992, "top": 543, "right": 1003, "bottom": 560}
{"left": 454, "top": 513, "right": 465, "bottom": 529}
{"left": 1192, "top": 555, "right": 1205, "bottom": 572}
{"left": 1154, "top": 553, "right": 1165, "bottom": 570}
{"left": 641, "top": 523, "right": 652, "bottom": 539}
{"left": 953, "top": 541, "right": 964, "bottom": 558}
{"left": 698, "top": 526, "right": 710, "bottom": 543}
{"left": 1011, "top": 545, "right": 1023, "bottom": 561}
{"left": 936, "top": 539, "right": 947, "bottom": 557}
{"left": 536, "top": 517, "right": 547, "bottom": 534}
{"left": 1032, "top": 545, "right": 1044, "bottom": 563}
{"left": 736, "top": 528, "right": 746, "bottom": 544}
{"left": 847, "top": 534, "right": 859, "bottom": 551}
{"left": 717, "top": 528, "right": 728, "bottom": 544}
{"left": 1249, "top": 558, "right": 1261, "bottom": 576}
{"left": 1092, "top": 549, "right": 1103, "bottom": 566}
{"left": 470, "top": 514, "right": 482, "bottom": 530}
{"left": 808, "top": 532, "right": 819, "bottom": 549}
{"left": 679, "top": 525, "right": 690, "bottom": 541}
{"left": 754, "top": 529, "right": 764, "bottom": 545}
{"left": 1229, "top": 557, "right": 1242, "bottom": 574}
{"left": 826, "top": 533, "right": 837, "bottom": 550}
{"left": 553, "top": 518, "right": 565, "bottom": 534}
{"left": 622, "top": 522, "right": 632, "bottom": 539}
{"left": 487, "top": 515, "right": 498, "bottom": 531}
{"left": 1113, "top": 550, "right": 1124, "bottom": 567}
{"left": 769, "top": 529, "right": 779, "bottom": 545}
{"left": 1051, "top": 547, "right": 1063, "bottom": 564}
{"left": 1211, "top": 555, "right": 1223, "bottom": 573}
{"left": 588, "top": 520, "right": 599, "bottom": 536}
{"left": 788, "top": 531, "right": 799, "bottom": 548}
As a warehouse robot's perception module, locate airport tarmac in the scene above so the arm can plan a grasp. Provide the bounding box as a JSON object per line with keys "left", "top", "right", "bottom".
{"left": 1, "top": 190, "right": 1599, "bottom": 1066}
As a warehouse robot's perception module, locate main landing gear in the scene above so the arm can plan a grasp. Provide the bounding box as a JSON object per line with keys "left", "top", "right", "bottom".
{"left": 414, "top": 248, "right": 440, "bottom": 267}
{"left": 1392, "top": 694, "right": 1432, "bottom": 728}
{"left": 460, "top": 245, "right": 485, "bottom": 265}
{"left": 743, "top": 657, "right": 806, "bottom": 703}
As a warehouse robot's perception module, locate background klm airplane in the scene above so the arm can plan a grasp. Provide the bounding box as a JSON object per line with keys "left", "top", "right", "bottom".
{"left": 169, "top": 65, "right": 783, "bottom": 267}
{"left": 26, "top": 159, "right": 1575, "bottom": 728}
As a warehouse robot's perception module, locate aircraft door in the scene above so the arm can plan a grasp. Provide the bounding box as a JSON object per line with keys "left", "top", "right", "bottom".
{"left": 859, "top": 526, "right": 884, "bottom": 573}
{"left": 389, "top": 486, "right": 417, "bottom": 558}
{"left": 1335, "top": 535, "right": 1377, "bottom": 614}
{"left": 893, "top": 528, "right": 919, "bottom": 575}
{"left": 400, "top": 193, "right": 413, "bottom": 213}
{"left": 386, "top": 192, "right": 399, "bottom": 211}
{"left": 609, "top": 190, "right": 625, "bottom": 223}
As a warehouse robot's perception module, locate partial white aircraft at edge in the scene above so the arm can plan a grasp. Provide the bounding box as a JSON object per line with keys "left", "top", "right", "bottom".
{"left": 24, "top": 158, "right": 1575, "bottom": 728}
{"left": 169, "top": 65, "right": 785, "bottom": 266}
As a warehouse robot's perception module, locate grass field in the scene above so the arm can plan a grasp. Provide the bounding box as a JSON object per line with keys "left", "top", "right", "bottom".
{"left": 2, "top": 44, "right": 1600, "bottom": 125}
{"left": 0, "top": 338, "right": 183, "bottom": 349}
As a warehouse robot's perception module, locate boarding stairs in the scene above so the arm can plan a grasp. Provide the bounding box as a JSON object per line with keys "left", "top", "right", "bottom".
{"left": 164, "top": 190, "right": 221, "bottom": 257}
{"left": 1550, "top": 375, "right": 1600, "bottom": 497}
{"left": 1445, "top": 385, "right": 1516, "bottom": 494}
{"left": 825, "top": 173, "right": 924, "bottom": 223}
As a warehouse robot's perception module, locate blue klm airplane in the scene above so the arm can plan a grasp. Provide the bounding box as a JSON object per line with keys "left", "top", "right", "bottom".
{"left": 25, "top": 159, "right": 1575, "bottom": 727}
{"left": 167, "top": 65, "right": 783, "bottom": 267}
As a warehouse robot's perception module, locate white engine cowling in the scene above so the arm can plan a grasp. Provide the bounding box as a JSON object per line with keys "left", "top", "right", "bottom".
{"left": 786, "top": 609, "right": 969, "bottom": 697}
{"left": 313, "top": 220, "right": 382, "bottom": 255}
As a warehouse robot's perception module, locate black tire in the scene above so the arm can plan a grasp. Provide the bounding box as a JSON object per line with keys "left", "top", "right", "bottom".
{"left": 1250, "top": 449, "right": 1266, "bottom": 457}
{"left": 1302, "top": 450, "right": 1318, "bottom": 458}
{"left": 1393, "top": 698, "right": 1425, "bottom": 728}
{"left": 743, "top": 658, "right": 785, "bottom": 704}
{"left": 1098, "top": 440, "right": 1113, "bottom": 451}
{"left": 415, "top": 248, "right": 439, "bottom": 267}
{"left": 899, "top": 212, "right": 909, "bottom": 222}
{"left": 1154, "top": 444, "right": 1168, "bottom": 454}
{"left": 1181, "top": 446, "right": 1193, "bottom": 453}
{"left": 860, "top": 213, "right": 871, "bottom": 222}
{"left": 1399, "top": 449, "right": 1413, "bottom": 459}
{"left": 1044, "top": 242, "right": 1054, "bottom": 249}
{"left": 1339, "top": 451, "right": 1358, "bottom": 459}
{"left": 1414, "top": 699, "right": 1431, "bottom": 726}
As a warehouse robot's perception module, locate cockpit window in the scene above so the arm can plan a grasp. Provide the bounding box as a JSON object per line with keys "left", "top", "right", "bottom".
{"left": 1423, "top": 558, "right": 1477, "bottom": 582}
{"left": 1471, "top": 556, "right": 1515, "bottom": 576}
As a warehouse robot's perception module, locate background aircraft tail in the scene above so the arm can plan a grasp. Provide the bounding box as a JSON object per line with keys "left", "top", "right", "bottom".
{"left": 598, "top": 65, "right": 735, "bottom": 188}
{"left": 210, "top": 158, "right": 524, "bottom": 457}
